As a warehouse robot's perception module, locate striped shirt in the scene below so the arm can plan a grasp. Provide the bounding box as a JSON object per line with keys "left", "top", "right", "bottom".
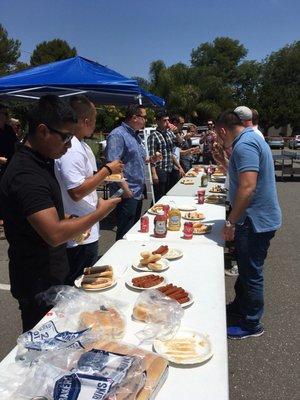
{"left": 147, "top": 129, "right": 175, "bottom": 172}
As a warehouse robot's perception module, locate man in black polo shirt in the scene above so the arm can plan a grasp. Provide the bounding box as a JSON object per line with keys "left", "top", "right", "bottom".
{"left": 0, "top": 95, "right": 121, "bottom": 332}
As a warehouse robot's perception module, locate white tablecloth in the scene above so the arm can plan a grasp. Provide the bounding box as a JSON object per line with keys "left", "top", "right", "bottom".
{"left": 166, "top": 173, "right": 204, "bottom": 197}
{"left": 125, "top": 195, "right": 226, "bottom": 246}
{"left": 93, "top": 240, "right": 229, "bottom": 400}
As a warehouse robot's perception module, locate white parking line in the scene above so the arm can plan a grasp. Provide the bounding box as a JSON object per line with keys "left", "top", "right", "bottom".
{"left": 0, "top": 283, "right": 10, "bottom": 290}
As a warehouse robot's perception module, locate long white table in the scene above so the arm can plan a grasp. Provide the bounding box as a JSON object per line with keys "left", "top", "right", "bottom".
{"left": 166, "top": 173, "right": 204, "bottom": 197}
{"left": 125, "top": 195, "right": 226, "bottom": 246}
{"left": 93, "top": 240, "right": 229, "bottom": 400}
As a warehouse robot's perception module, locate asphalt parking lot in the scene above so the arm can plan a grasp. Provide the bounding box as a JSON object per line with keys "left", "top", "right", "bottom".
{"left": 0, "top": 151, "right": 299, "bottom": 399}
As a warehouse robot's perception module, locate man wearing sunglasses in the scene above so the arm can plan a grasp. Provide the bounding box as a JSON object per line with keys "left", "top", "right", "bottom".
{"left": 0, "top": 95, "right": 121, "bottom": 332}
{"left": 106, "top": 105, "right": 149, "bottom": 240}
{"left": 55, "top": 95, "right": 123, "bottom": 284}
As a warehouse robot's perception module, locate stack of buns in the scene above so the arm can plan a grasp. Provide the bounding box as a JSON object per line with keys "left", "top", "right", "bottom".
{"left": 139, "top": 252, "right": 162, "bottom": 271}
{"left": 79, "top": 306, "right": 125, "bottom": 339}
{"left": 81, "top": 265, "right": 114, "bottom": 289}
{"left": 84, "top": 341, "right": 169, "bottom": 400}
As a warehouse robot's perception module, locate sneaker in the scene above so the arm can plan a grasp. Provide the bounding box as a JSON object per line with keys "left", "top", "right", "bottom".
{"left": 225, "top": 264, "right": 239, "bottom": 277}
{"left": 227, "top": 325, "right": 264, "bottom": 340}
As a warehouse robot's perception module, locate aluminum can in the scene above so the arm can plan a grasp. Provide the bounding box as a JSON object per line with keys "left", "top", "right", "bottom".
{"left": 183, "top": 221, "right": 194, "bottom": 239}
{"left": 197, "top": 189, "right": 205, "bottom": 204}
{"left": 140, "top": 215, "right": 149, "bottom": 233}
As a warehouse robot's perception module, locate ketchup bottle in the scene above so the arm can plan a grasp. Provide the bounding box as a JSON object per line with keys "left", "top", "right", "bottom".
{"left": 154, "top": 211, "right": 167, "bottom": 238}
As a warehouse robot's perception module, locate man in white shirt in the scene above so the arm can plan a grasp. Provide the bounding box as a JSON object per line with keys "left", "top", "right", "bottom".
{"left": 234, "top": 106, "right": 265, "bottom": 140}
{"left": 55, "top": 95, "right": 123, "bottom": 283}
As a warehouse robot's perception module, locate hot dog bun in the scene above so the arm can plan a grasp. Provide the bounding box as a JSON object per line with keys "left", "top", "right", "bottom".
{"left": 81, "top": 277, "right": 113, "bottom": 289}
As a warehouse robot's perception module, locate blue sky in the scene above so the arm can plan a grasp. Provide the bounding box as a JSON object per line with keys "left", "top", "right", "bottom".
{"left": 2, "top": 0, "right": 300, "bottom": 79}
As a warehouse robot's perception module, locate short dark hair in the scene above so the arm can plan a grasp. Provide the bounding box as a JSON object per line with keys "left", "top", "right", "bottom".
{"left": 155, "top": 109, "right": 169, "bottom": 121}
{"left": 215, "top": 110, "right": 243, "bottom": 129}
{"left": 251, "top": 109, "right": 259, "bottom": 125}
{"left": 27, "top": 95, "right": 77, "bottom": 136}
{"left": 69, "top": 95, "right": 94, "bottom": 120}
{"left": 125, "top": 104, "right": 145, "bottom": 120}
{"left": 170, "top": 114, "right": 184, "bottom": 124}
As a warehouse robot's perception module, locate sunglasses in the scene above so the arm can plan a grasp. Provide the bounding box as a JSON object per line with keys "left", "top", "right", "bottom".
{"left": 46, "top": 125, "right": 74, "bottom": 144}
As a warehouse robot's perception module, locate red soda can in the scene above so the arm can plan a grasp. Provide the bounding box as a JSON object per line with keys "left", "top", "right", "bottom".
{"left": 183, "top": 221, "right": 194, "bottom": 239}
{"left": 197, "top": 189, "right": 205, "bottom": 204}
{"left": 162, "top": 204, "right": 170, "bottom": 216}
{"left": 140, "top": 215, "right": 149, "bottom": 233}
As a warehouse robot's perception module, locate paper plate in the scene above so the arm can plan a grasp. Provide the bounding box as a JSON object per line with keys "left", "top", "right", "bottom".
{"left": 180, "top": 292, "right": 194, "bottom": 308}
{"left": 126, "top": 273, "right": 167, "bottom": 291}
{"left": 178, "top": 205, "right": 197, "bottom": 211}
{"left": 132, "top": 258, "right": 170, "bottom": 272}
{"left": 74, "top": 275, "right": 117, "bottom": 291}
{"left": 162, "top": 248, "right": 183, "bottom": 260}
{"left": 182, "top": 212, "right": 205, "bottom": 221}
{"left": 193, "top": 224, "right": 213, "bottom": 235}
{"left": 211, "top": 175, "right": 226, "bottom": 182}
{"left": 104, "top": 177, "right": 126, "bottom": 183}
{"left": 148, "top": 206, "right": 165, "bottom": 215}
{"left": 154, "top": 327, "right": 213, "bottom": 365}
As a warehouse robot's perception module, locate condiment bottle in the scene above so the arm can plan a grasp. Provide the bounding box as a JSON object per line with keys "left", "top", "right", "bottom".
{"left": 201, "top": 173, "right": 208, "bottom": 187}
{"left": 154, "top": 211, "right": 167, "bottom": 238}
{"left": 168, "top": 205, "right": 181, "bottom": 231}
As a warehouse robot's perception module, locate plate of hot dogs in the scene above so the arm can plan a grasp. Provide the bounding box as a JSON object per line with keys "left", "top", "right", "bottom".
{"left": 126, "top": 273, "right": 167, "bottom": 291}
{"left": 75, "top": 265, "right": 117, "bottom": 291}
{"left": 157, "top": 284, "right": 194, "bottom": 308}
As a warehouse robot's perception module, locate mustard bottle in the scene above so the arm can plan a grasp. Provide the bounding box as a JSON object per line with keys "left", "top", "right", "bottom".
{"left": 168, "top": 205, "right": 181, "bottom": 231}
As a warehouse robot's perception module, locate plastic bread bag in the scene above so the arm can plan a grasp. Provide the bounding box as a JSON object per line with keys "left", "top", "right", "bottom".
{"left": 16, "top": 340, "right": 169, "bottom": 400}
{"left": 132, "top": 289, "right": 184, "bottom": 343}
{"left": 0, "top": 361, "right": 35, "bottom": 400}
{"left": 16, "top": 286, "right": 127, "bottom": 364}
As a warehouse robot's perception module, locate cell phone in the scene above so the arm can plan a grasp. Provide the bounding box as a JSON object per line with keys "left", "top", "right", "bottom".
{"left": 110, "top": 188, "right": 124, "bottom": 198}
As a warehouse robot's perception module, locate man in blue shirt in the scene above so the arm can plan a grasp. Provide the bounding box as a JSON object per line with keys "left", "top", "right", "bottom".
{"left": 215, "top": 110, "right": 282, "bottom": 339}
{"left": 106, "top": 105, "right": 148, "bottom": 240}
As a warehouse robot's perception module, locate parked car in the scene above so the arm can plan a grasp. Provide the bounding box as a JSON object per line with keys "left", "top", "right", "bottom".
{"left": 288, "top": 135, "right": 300, "bottom": 149}
{"left": 266, "top": 136, "right": 284, "bottom": 150}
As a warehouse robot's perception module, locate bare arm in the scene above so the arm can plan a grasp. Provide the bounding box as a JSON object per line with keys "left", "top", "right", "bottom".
{"left": 27, "top": 197, "right": 121, "bottom": 247}
{"left": 172, "top": 154, "right": 185, "bottom": 176}
{"left": 228, "top": 171, "right": 258, "bottom": 223}
{"left": 68, "top": 160, "right": 124, "bottom": 202}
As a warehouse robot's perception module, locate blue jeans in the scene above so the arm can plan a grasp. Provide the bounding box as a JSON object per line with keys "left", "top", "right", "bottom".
{"left": 233, "top": 218, "right": 275, "bottom": 331}
{"left": 116, "top": 198, "right": 142, "bottom": 240}
{"left": 66, "top": 240, "right": 99, "bottom": 285}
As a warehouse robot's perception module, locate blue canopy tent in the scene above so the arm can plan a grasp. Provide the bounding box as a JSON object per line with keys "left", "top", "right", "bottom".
{"left": 0, "top": 56, "right": 165, "bottom": 107}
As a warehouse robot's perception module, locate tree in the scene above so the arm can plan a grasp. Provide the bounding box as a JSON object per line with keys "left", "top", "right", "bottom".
{"left": 258, "top": 41, "right": 300, "bottom": 130}
{"left": 191, "top": 37, "right": 247, "bottom": 83}
{"left": 30, "top": 39, "right": 77, "bottom": 66}
{"left": 0, "top": 24, "right": 21, "bottom": 75}
{"left": 234, "top": 60, "right": 262, "bottom": 107}
{"left": 131, "top": 76, "right": 150, "bottom": 92}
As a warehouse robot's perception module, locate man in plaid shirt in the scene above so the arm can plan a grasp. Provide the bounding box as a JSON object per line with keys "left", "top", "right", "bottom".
{"left": 148, "top": 110, "right": 185, "bottom": 201}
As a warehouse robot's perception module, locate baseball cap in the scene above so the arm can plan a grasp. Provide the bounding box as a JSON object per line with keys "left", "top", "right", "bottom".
{"left": 234, "top": 106, "right": 252, "bottom": 121}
